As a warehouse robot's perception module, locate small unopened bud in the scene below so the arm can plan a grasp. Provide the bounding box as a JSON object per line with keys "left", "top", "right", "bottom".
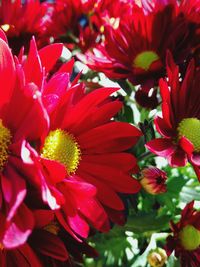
{"left": 147, "top": 248, "right": 167, "bottom": 267}
{"left": 140, "top": 166, "right": 167, "bottom": 195}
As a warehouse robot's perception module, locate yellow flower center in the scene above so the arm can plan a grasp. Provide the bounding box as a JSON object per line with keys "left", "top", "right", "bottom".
{"left": 179, "top": 225, "right": 200, "bottom": 251}
{"left": 177, "top": 118, "right": 200, "bottom": 152}
{"left": 0, "top": 120, "right": 12, "bottom": 172}
{"left": 133, "top": 51, "right": 159, "bottom": 71}
{"left": 41, "top": 129, "right": 81, "bottom": 175}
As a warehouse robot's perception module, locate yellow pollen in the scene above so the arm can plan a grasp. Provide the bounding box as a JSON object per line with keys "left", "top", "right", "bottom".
{"left": 0, "top": 243, "right": 3, "bottom": 250}
{"left": 133, "top": 51, "right": 159, "bottom": 71}
{"left": 177, "top": 118, "right": 200, "bottom": 152}
{"left": 44, "top": 221, "right": 60, "bottom": 235}
{"left": 41, "top": 129, "right": 81, "bottom": 175}
{"left": 0, "top": 120, "right": 12, "bottom": 172}
{"left": 179, "top": 225, "right": 200, "bottom": 251}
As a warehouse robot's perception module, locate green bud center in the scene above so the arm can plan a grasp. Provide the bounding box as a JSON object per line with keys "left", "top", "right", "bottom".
{"left": 179, "top": 225, "right": 200, "bottom": 251}
{"left": 133, "top": 51, "right": 159, "bottom": 71}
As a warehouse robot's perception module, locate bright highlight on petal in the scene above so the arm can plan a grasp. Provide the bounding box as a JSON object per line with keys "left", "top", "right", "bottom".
{"left": 177, "top": 118, "right": 200, "bottom": 152}
{"left": 42, "top": 129, "right": 81, "bottom": 175}
{"left": 133, "top": 51, "right": 159, "bottom": 71}
{"left": 0, "top": 120, "right": 12, "bottom": 172}
{"left": 179, "top": 225, "right": 200, "bottom": 251}
{"left": 0, "top": 24, "right": 11, "bottom": 32}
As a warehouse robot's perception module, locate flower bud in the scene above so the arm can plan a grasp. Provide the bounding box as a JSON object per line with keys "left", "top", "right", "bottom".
{"left": 140, "top": 166, "right": 167, "bottom": 195}
{"left": 147, "top": 248, "right": 167, "bottom": 267}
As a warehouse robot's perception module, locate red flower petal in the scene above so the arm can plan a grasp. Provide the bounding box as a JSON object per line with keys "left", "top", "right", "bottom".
{"left": 146, "top": 138, "right": 175, "bottom": 157}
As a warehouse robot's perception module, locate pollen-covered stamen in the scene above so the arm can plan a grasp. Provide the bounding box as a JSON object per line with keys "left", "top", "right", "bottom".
{"left": 41, "top": 129, "right": 81, "bottom": 175}
{"left": 0, "top": 120, "right": 12, "bottom": 172}
{"left": 177, "top": 118, "right": 200, "bottom": 152}
{"left": 133, "top": 51, "right": 159, "bottom": 71}
{"left": 179, "top": 225, "right": 200, "bottom": 251}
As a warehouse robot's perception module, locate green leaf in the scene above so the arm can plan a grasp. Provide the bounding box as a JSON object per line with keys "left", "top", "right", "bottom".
{"left": 126, "top": 212, "right": 171, "bottom": 233}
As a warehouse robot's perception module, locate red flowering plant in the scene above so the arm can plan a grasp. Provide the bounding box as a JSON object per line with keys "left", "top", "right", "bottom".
{"left": 79, "top": 0, "right": 200, "bottom": 108}
{"left": 1, "top": 1, "right": 200, "bottom": 266}
{"left": 166, "top": 201, "right": 200, "bottom": 267}
{"left": 0, "top": 34, "right": 49, "bottom": 250}
{"left": 49, "top": 0, "right": 100, "bottom": 52}
{"left": 146, "top": 52, "right": 200, "bottom": 180}
{"left": 0, "top": 0, "right": 52, "bottom": 54}
{"left": 20, "top": 37, "right": 142, "bottom": 228}
{"left": 0, "top": 30, "right": 143, "bottom": 266}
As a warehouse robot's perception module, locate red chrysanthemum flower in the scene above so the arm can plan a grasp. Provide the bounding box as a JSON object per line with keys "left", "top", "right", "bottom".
{"left": 166, "top": 201, "right": 200, "bottom": 267}
{"left": 94, "top": 0, "right": 134, "bottom": 28}
{"left": 0, "top": 0, "right": 52, "bottom": 54}
{"left": 27, "top": 44, "right": 142, "bottom": 220}
{"left": 140, "top": 166, "right": 167, "bottom": 195}
{"left": 40, "top": 85, "right": 142, "bottom": 230}
{"left": 146, "top": 52, "right": 200, "bottom": 179}
{"left": 0, "top": 209, "right": 99, "bottom": 267}
{"left": 49, "top": 0, "right": 99, "bottom": 52}
{"left": 0, "top": 35, "right": 49, "bottom": 248}
{"left": 17, "top": 38, "right": 142, "bottom": 239}
{"left": 81, "top": 0, "right": 200, "bottom": 85}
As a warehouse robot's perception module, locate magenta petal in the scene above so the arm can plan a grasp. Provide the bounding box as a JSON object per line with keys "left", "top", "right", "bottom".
{"left": 146, "top": 138, "right": 175, "bottom": 157}
{"left": 2, "top": 166, "right": 26, "bottom": 221}
{"left": 190, "top": 154, "right": 200, "bottom": 166}
{"left": 179, "top": 136, "right": 194, "bottom": 155}
{"left": 3, "top": 223, "right": 31, "bottom": 249}
{"left": 168, "top": 149, "right": 187, "bottom": 167}
{"left": 192, "top": 165, "right": 200, "bottom": 182}
{"left": 68, "top": 213, "right": 89, "bottom": 238}
{"left": 154, "top": 116, "right": 174, "bottom": 138}
{"left": 0, "top": 29, "right": 8, "bottom": 43}
{"left": 2, "top": 204, "right": 34, "bottom": 249}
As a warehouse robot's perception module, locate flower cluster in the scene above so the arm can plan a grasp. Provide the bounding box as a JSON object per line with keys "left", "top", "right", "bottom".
{"left": 0, "top": 0, "right": 200, "bottom": 266}
{"left": 0, "top": 31, "right": 142, "bottom": 265}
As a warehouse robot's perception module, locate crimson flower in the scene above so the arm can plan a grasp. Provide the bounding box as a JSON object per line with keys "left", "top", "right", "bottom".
{"left": 0, "top": 209, "right": 100, "bottom": 267}
{"left": 49, "top": 0, "right": 99, "bottom": 52}
{"left": 0, "top": 0, "right": 52, "bottom": 54}
{"left": 17, "top": 38, "right": 142, "bottom": 238}
{"left": 0, "top": 34, "right": 49, "bottom": 248}
{"left": 81, "top": 0, "right": 200, "bottom": 85}
{"left": 146, "top": 52, "right": 200, "bottom": 180}
{"left": 166, "top": 201, "right": 200, "bottom": 267}
{"left": 0, "top": 210, "right": 68, "bottom": 267}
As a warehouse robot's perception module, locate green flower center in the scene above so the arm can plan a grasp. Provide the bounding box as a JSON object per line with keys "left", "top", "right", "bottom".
{"left": 133, "top": 51, "right": 159, "bottom": 71}
{"left": 0, "top": 120, "right": 12, "bottom": 172}
{"left": 42, "top": 129, "right": 81, "bottom": 175}
{"left": 179, "top": 225, "right": 200, "bottom": 251}
{"left": 177, "top": 118, "right": 200, "bottom": 152}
